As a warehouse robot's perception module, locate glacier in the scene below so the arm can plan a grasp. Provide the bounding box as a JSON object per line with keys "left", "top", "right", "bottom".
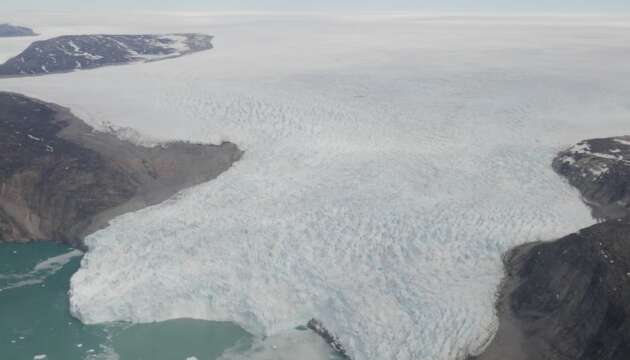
{"left": 2, "top": 12, "right": 630, "bottom": 360}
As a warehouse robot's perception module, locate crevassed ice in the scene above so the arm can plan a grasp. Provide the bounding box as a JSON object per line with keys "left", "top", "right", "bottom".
{"left": 3, "top": 13, "right": 630, "bottom": 360}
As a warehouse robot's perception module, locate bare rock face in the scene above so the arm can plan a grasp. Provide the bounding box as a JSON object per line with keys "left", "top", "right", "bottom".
{"left": 472, "top": 220, "right": 630, "bottom": 360}
{"left": 0, "top": 92, "right": 241, "bottom": 247}
{"left": 307, "top": 319, "right": 350, "bottom": 359}
{"left": 0, "top": 33, "right": 213, "bottom": 76}
{"left": 0, "top": 23, "right": 36, "bottom": 37}
{"left": 472, "top": 137, "right": 630, "bottom": 360}
{"left": 552, "top": 137, "right": 630, "bottom": 219}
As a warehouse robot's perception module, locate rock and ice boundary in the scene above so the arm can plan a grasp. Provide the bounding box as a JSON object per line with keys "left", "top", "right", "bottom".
{"left": 3, "top": 13, "right": 630, "bottom": 360}
{"left": 0, "top": 92, "right": 242, "bottom": 247}
{"left": 0, "top": 33, "right": 213, "bottom": 76}
{"left": 473, "top": 136, "right": 630, "bottom": 360}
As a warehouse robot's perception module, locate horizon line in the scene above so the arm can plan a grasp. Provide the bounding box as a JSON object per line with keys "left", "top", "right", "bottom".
{"left": 4, "top": 9, "right": 630, "bottom": 16}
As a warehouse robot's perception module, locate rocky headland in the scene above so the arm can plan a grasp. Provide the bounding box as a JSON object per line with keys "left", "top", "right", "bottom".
{"left": 472, "top": 136, "right": 630, "bottom": 360}
{"left": 0, "top": 33, "right": 213, "bottom": 76}
{"left": 0, "top": 92, "right": 241, "bottom": 247}
{"left": 553, "top": 136, "right": 630, "bottom": 220}
{"left": 307, "top": 319, "right": 351, "bottom": 359}
{"left": 0, "top": 23, "right": 37, "bottom": 37}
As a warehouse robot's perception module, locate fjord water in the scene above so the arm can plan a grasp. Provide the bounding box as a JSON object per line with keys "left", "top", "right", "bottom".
{"left": 0, "top": 243, "right": 250, "bottom": 360}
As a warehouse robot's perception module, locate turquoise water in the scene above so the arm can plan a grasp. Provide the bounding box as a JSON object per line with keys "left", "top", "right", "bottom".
{"left": 0, "top": 243, "right": 252, "bottom": 360}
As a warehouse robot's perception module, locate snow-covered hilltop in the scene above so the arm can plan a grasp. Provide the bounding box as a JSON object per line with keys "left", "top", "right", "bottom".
{"left": 553, "top": 137, "right": 630, "bottom": 220}
{"left": 0, "top": 23, "right": 37, "bottom": 37}
{"left": 0, "top": 33, "right": 213, "bottom": 76}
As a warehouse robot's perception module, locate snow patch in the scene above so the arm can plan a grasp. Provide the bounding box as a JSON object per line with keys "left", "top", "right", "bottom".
{"left": 62, "top": 40, "right": 103, "bottom": 60}
{"left": 569, "top": 142, "right": 591, "bottom": 154}
{"left": 561, "top": 155, "right": 576, "bottom": 165}
{"left": 68, "top": 41, "right": 80, "bottom": 52}
{"left": 589, "top": 164, "right": 610, "bottom": 177}
{"left": 154, "top": 35, "right": 190, "bottom": 53}
{"left": 590, "top": 152, "right": 621, "bottom": 161}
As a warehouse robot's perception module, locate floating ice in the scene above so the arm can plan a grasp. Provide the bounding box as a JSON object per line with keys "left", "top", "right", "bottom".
{"left": 218, "top": 329, "right": 336, "bottom": 360}
{"left": 34, "top": 250, "right": 83, "bottom": 272}
{"left": 2, "top": 12, "right": 630, "bottom": 360}
{"left": 0, "top": 249, "right": 82, "bottom": 292}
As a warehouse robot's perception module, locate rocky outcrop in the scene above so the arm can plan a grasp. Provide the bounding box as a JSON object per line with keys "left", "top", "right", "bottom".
{"left": 553, "top": 137, "right": 630, "bottom": 219}
{"left": 0, "top": 33, "right": 213, "bottom": 76}
{"left": 307, "top": 319, "right": 350, "bottom": 359}
{"left": 472, "top": 137, "right": 630, "bottom": 360}
{"left": 0, "top": 24, "right": 36, "bottom": 37}
{"left": 471, "top": 220, "right": 630, "bottom": 360}
{"left": 0, "top": 92, "right": 241, "bottom": 247}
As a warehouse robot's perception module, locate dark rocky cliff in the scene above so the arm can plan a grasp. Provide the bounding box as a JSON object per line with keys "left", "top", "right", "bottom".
{"left": 472, "top": 220, "right": 630, "bottom": 360}
{"left": 472, "top": 136, "right": 630, "bottom": 360}
{"left": 553, "top": 136, "right": 630, "bottom": 220}
{"left": 0, "top": 92, "right": 241, "bottom": 247}
{"left": 0, "top": 33, "right": 213, "bottom": 76}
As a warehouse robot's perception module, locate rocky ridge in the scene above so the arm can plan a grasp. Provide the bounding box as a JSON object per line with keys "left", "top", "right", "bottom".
{"left": 0, "top": 33, "right": 213, "bottom": 76}
{"left": 0, "top": 92, "right": 241, "bottom": 247}
{"left": 553, "top": 136, "right": 630, "bottom": 219}
{"left": 0, "top": 23, "right": 37, "bottom": 37}
{"left": 472, "top": 136, "right": 630, "bottom": 360}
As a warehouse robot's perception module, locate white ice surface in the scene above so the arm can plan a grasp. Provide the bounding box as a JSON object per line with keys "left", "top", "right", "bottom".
{"left": 2, "top": 12, "right": 630, "bottom": 360}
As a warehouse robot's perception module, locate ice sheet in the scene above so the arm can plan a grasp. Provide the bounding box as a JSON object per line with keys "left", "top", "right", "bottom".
{"left": 2, "top": 12, "right": 630, "bottom": 360}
